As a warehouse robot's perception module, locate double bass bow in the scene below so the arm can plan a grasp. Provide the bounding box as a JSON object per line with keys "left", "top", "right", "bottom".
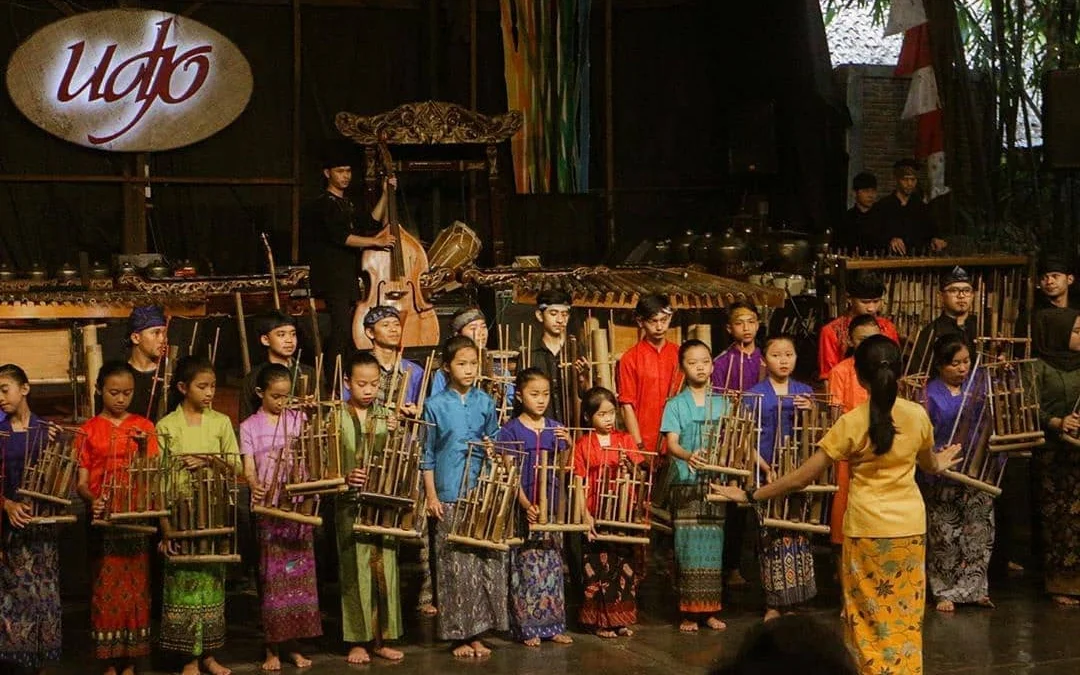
{"left": 352, "top": 141, "right": 440, "bottom": 349}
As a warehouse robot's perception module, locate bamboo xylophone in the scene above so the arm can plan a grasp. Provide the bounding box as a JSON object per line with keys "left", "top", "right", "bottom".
{"left": 17, "top": 424, "right": 82, "bottom": 525}
{"left": 757, "top": 395, "right": 841, "bottom": 535}
{"left": 447, "top": 440, "right": 526, "bottom": 552}
{"left": 164, "top": 453, "right": 241, "bottom": 564}
{"left": 92, "top": 427, "right": 169, "bottom": 534}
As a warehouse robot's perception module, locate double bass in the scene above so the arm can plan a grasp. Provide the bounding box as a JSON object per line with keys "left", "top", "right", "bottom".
{"left": 352, "top": 141, "right": 441, "bottom": 349}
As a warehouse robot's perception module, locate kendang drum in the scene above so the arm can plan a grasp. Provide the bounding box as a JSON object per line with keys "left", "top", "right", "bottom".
{"left": 754, "top": 394, "right": 841, "bottom": 534}
{"left": 427, "top": 221, "right": 481, "bottom": 271}
{"left": 17, "top": 423, "right": 82, "bottom": 525}
{"left": 447, "top": 440, "right": 526, "bottom": 551}
{"left": 92, "top": 426, "right": 169, "bottom": 534}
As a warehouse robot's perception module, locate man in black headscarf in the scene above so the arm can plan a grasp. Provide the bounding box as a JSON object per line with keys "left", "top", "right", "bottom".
{"left": 873, "top": 159, "right": 947, "bottom": 256}
{"left": 302, "top": 143, "right": 396, "bottom": 376}
{"left": 908, "top": 266, "right": 978, "bottom": 374}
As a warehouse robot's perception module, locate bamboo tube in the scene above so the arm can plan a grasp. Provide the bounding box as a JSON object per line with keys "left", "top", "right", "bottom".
{"left": 537, "top": 448, "right": 548, "bottom": 525}
{"left": 591, "top": 329, "right": 613, "bottom": 390}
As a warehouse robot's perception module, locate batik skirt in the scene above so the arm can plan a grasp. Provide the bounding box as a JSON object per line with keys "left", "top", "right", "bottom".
{"left": 1037, "top": 447, "right": 1080, "bottom": 596}
{"left": 925, "top": 482, "right": 994, "bottom": 603}
{"left": 160, "top": 563, "right": 226, "bottom": 656}
{"left": 92, "top": 531, "right": 152, "bottom": 659}
{"left": 758, "top": 527, "right": 817, "bottom": 608}
{"left": 0, "top": 529, "right": 61, "bottom": 669}
{"left": 433, "top": 502, "right": 509, "bottom": 641}
{"left": 842, "top": 535, "right": 925, "bottom": 675}
{"left": 509, "top": 532, "right": 566, "bottom": 640}
{"left": 580, "top": 541, "right": 638, "bottom": 629}
{"left": 258, "top": 517, "right": 322, "bottom": 643}
{"left": 671, "top": 483, "right": 724, "bottom": 614}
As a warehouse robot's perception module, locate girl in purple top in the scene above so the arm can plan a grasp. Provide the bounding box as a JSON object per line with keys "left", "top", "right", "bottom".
{"left": 240, "top": 364, "right": 322, "bottom": 672}
{"left": 497, "top": 368, "right": 574, "bottom": 647}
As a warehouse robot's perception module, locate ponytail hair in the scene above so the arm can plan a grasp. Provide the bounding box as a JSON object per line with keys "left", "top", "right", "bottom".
{"left": 854, "top": 334, "right": 901, "bottom": 455}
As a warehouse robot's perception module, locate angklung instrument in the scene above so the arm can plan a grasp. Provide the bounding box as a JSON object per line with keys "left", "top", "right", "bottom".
{"left": 353, "top": 354, "right": 435, "bottom": 539}
{"left": 477, "top": 325, "right": 519, "bottom": 425}
{"left": 447, "top": 440, "right": 527, "bottom": 552}
{"left": 92, "top": 427, "right": 168, "bottom": 534}
{"left": 163, "top": 450, "right": 241, "bottom": 564}
{"left": 753, "top": 394, "right": 841, "bottom": 534}
{"left": 941, "top": 339, "right": 1043, "bottom": 496}
{"left": 701, "top": 390, "right": 762, "bottom": 493}
{"left": 528, "top": 427, "right": 589, "bottom": 534}
{"left": 584, "top": 443, "right": 657, "bottom": 546}
{"left": 253, "top": 358, "right": 349, "bottom": 526}
{"left": 16, "top": 423, "right": 81, "bottom": 525}
{"left": 560, "top": 316, "right": 618, "bottom": 425}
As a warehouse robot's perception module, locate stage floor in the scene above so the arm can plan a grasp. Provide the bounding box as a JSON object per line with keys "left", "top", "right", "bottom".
{"left": 44, "top": 556, "right": 1080, "bottom": 674}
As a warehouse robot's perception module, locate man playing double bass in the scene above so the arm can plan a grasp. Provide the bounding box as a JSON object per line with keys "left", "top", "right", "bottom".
{"left": 303, "top": 146, "right": 396, "bottom": 377}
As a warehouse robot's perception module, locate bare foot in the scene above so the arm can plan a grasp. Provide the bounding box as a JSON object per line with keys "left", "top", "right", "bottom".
{"left": 763, "top": 609, "right": 781, "bottom": 622}
{"left": 120, "top": 666, "right": 135, "bottom": 675}
{"left": 976, "top": 597, "right": 995, "bottom": 609}
{"left": 372, "top": 646, "right": 404, "bottom": 661}
{"left": 679, "top": 619, "right": 699, "bottom": 632}
{"left": 551, "top": 633, "right": 573, "bottom": 644}
{"left": 936, "top": 600, "right": 955, "bottom": 613}
{"left": 347, "top": 646, "right": 371, "bottom": 664}
{"left": 705, "top": 616, "right": 727, "bottom": 631}
{"left": 470, "top": 640, "right": 492, "bottom": 656}
{"left": 616, "top": 627, "right": 634, "bottom": 637}
{"left": 523, "top": 637, "right": 541, "bottom": 647}
{"left": 1008, "top": 561, "right": 1024, "bottom": 574}
{"left": 1053, "top": 595, "right": 1080, "bottom": 607}
{"left": 418, "top": 602, "right": 438, "bottom": 616}
{"left": 727, "top": 570, "right": 748, "bottom": 587}
{"left": 104, "top": 667, "right": 118, "bottom": 675}
{"left": 261, "top": 649, "right": 282, "bottom": 672}
{"left": 596, "top": 629, "right": 617, "bottom": 639}
{"left": 452, "top": 643, "right": 476, "bottom": 658}
{"left": 203, "top": 656, "right": 231, "bottom": 675}
{"left": 181, "top": 661, "right": 200, "bottom": 675}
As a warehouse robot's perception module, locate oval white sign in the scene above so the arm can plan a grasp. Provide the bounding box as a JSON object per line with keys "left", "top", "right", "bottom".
{"left": 5, "top": 9, "right": 253, "bottom": 152}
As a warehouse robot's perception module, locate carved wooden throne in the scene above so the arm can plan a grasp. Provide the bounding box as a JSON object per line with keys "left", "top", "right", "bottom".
{"left": 335, "top": 101, "right": 522, "bottom": 265}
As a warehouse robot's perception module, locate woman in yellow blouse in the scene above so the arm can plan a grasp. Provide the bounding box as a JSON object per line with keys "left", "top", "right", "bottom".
{"left": 714, "top": 335, "right": 961, "bottom": 675}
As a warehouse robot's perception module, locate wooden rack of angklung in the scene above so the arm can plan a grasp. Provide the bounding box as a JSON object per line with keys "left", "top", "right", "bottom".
{"left": 353, "top": 353, "right": 435, "bottom": 539}
{"left": 164, "top": 450, "right": 241, "bottom": 563}
{"left": 16, "top": 424, "right": 82, "bottom": 525}
{"left": 529, "top": 428, "right": 590, "bottom": 533}
{"left": 589, "top": 446, "right": 657, "bottom": 545}
{"left": 92, "top": 427, "right": 169, "bottom": 534}
{"left": 560, "top": 315, "right": 619, "bottom": 425}
{"left": 702, "top": 390, "right": 761, "bottom": 501}
{"left": 825, "top": 254, "right": 1034, "bottom": 342}
{"left": 447, "top": 440, "right": 526, "bottom": 551}
{"left": 251, "top": 357, "right": 347, "bottom": 527}
{"left": 479, "top": 325, "right": 519, "bottom": 424}
{"left": 758, "top": 395, "right": 841, "bottom": 534}
{"left": 941, "top": 338, "right": 1043, "bottom": 496}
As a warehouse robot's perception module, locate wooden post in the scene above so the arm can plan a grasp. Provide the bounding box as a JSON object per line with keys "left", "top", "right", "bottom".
{"left": 603, "top": 0, "right": 615, "bottom": 255}
{"left": 291, "top": 0, "right": 302, "bottom": 263}
{"left": 487, "top": 144, "right": 507, "bottom": 265}
{"left": 122, "top": 153, "right": 148, "bottom": 254}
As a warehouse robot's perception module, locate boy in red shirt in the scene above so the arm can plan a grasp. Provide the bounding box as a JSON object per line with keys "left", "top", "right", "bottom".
{"left": 818, "top": 272, "right": 898, "bottom": 380}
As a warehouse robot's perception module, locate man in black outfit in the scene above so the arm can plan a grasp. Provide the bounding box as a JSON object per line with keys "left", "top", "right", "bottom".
{"left": 908, "top": 266, "right": 978, "bottom": 373}
{"left": 873, "top": 158, "right": 947, "bottom": 256}
{"left": 302, "top": 147, "right": 395, "bottom": 376}
{"left": 834, "top": 171, "right": 880, "bottom": 253}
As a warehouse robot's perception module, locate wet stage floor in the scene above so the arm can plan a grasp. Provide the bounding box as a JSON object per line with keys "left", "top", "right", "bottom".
{"left": 46, "top": 555, "right": 1080, "bottom": 675}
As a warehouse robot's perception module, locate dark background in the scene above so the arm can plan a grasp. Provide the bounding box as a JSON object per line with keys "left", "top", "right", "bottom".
{"left": 0, "top": 0, "right": 848, "bottom": 273}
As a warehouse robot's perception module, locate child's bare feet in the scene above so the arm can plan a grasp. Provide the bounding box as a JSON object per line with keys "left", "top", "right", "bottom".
{"left": 523, "top": 637, "right": 541, "bottom": 647}
{"left": 347, "top": 646, "right": 371, "bottom": 664}
{"left": 203, "top": 656, "right": 231, "bottom": 675}
{"left": 373, "top": 646, "right": 404, "bottom": 661}
{"left": 679, "top": 619, "right": 699, "bottom": 632}
{"left": 120, "top": 665, "right": 135, "bottom": 675}
{"left": 1053, "top": 594, "right": 1080, "bottom": 607}
{"left": 181, "top": 661, "right": 200, "bottom": 675}
{"left": 763, "top": 608, "right": 781, "bottom": 622}
{"left": 418, "top": 602, "right": 438, "bottom": 616}
{"left": 287, "top": 651, "right": 312, "bottom": 668}
{"left": 976, "top": 597, "right": 995, "bottom": 609}
{"left": 551, "top": 633, "right": 573, "bottom": 644}
{"left": 616, "top": 627, "right": 634, "bottom": 637}
{"left": 705, "top": 616, "right": 727, "bottom": 631}
{"left": 452, "top": 642, "right": 476, "bottom": 657}
{"left": 261, "top": 647, "right": 281, "bottom": 671}
{"left": 470, "top": 640, "right": 492, "bottom": 656}
{"left": 727, "top": 570, "right": 748, "bottom": 587}
{"left": 935, "top": 600, "right": 955, "bottom": 613}
{"left": 596, "top": 629, "right": 617, "bottom": 639}
{"left": 104, "top": 666, "right": 118, "bottom": 675}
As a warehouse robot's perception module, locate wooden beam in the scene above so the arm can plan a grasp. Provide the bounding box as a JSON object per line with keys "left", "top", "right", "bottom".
{"left": 604, "top": 0, "right": 616, "bottom": 254}
{"left": 122, "top": 154, "right": 148, "bottom": 254}
{"left": 0, "top": 175, "right": 294, "bottom": 185}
